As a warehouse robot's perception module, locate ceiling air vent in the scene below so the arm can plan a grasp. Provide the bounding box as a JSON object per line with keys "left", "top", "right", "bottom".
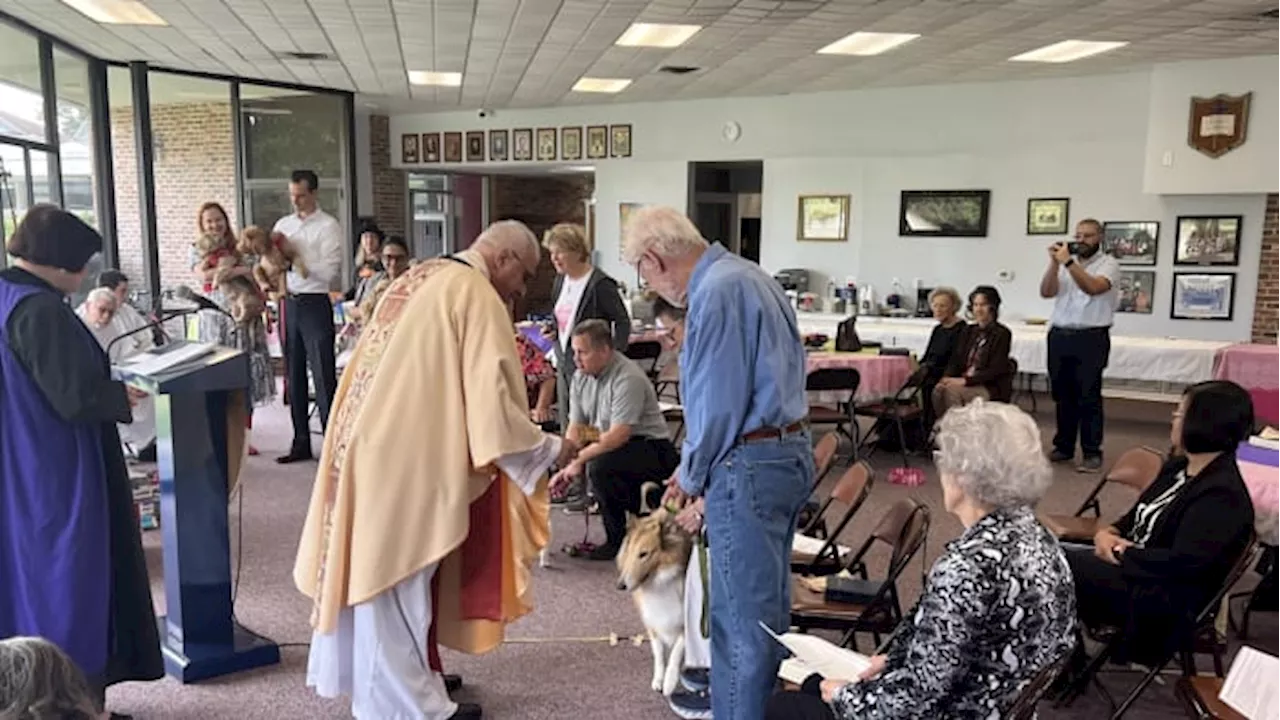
{"left": 658, "top": 65, "right": 701, "bottom": 75}
{"left": 277, "top": 51, "right": 332, "bottom": 61}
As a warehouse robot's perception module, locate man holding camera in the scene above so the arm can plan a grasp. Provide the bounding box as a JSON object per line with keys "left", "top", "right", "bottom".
{"left": 1039, "top": 218, "right": 1119, "bottom": 473}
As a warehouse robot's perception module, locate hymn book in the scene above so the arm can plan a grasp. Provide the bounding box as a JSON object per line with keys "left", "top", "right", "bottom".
{"left": 760, "top": 622, "right": 872, "bottom": 685}
{"left": 1219, "top": 646, "right": 1278, "bottom": 720}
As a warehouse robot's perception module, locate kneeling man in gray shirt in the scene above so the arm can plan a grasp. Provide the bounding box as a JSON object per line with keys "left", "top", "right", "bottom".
{"left": 551, "top": 319, "right": 679, "bottom": 560}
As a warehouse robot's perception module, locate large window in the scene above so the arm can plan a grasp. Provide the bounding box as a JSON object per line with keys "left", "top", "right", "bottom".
{"left": 0, "top": 21, "right": 46, "bottom": 246}
{"left": 55, "top": 48, "right": 96, "bottom": 227}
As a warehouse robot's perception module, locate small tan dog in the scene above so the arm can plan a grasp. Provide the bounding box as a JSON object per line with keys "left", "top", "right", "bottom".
{"left": 239, "top": 225, "right": 308, "bottom": 301}
{"left": 192, "top": 233, "right": 264, "bottom": 324}
{"left": 616, "top": 511, "right": 693, "bottom": 696}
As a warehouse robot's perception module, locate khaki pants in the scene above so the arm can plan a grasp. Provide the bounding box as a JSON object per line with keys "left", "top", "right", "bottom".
{"left": 931, "top": 383, "right": 990, "bottom": 420}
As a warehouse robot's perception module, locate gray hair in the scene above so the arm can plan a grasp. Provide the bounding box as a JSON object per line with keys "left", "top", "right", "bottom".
{"left": 0, "top": 637, "right": 100, "bottom": 720}
{"left": 928, "top": 286, "right": 962, "bottom": 313}
{"left": 621, "top": 206, "right": 707, "bottom": 265}
{"left": 571, "top": 318, "right": 614, "bottom": 349}
{"left": 934, "top": 399, "right": 1052, "bottom": 508}
{"left": 474, "top": 219, "right": 540, "bottom": 263}
{"left": 86, "top": 287, "right": 116, "bottom": 307}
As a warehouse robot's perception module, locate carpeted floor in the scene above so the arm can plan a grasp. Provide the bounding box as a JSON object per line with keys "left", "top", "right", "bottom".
{"left": 107, "top": 394, "right": 1276, "bottom": 719}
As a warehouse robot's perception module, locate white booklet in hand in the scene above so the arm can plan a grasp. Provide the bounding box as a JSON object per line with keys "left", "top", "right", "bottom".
{"left": 1219, "top": 646, "right": 1279, "bottom": 720}
{"left": 761, "top": 622, "right": 871, "bottom": 684}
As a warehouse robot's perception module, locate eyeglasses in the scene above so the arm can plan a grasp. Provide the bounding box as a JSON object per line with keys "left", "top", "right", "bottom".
{"left": 382, "top": 253, "right": 408, "bottom": 262}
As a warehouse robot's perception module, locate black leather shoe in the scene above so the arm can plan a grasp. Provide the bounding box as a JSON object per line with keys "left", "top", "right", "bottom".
{"left": 276, "top": 451, "right": 314, "bottom": 464}
{"left": 109, "top": 714, "right": 134, "bottom": 720}
{"left": 444, "top": 673, "right": 463, "bottom": 693}
{"left": 448, "top": 702, "right": 482, "bottom": 719}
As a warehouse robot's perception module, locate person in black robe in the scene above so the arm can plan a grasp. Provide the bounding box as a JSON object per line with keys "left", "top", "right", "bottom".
{"left": 0, "top": 205, "right": 163, "bottom": 720}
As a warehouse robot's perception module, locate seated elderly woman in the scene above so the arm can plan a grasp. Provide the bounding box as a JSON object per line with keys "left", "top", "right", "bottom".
{"left": 766, "top": 400, "right": 1076, "bottom": 720}
{"left": 1065, "top": 380, "right": 1255, "bottom": 670}
{"left": 932, "top": 285, "right": 1013, "bottom": 421}
{"left": 0, "top": 636, "right": 104, "bottom": 720}
{"left": 76, "top": 288, "right": 155, "bottom": 459}
{"left": 910, "top": 286, "right": 967, "bottom": 429}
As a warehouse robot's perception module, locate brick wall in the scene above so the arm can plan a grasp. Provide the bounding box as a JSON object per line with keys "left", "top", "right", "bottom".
{"left": 111, "top": 102, "right": 237, "bottom": 290}
{"left": 369, "top": 115, "right": 406, "bottom": 237}
{"left": 1252, "top": 192, "right": 1278, "bottom": 344}
{"left": 489, "top": 174, "right": 595, "bottom": 316}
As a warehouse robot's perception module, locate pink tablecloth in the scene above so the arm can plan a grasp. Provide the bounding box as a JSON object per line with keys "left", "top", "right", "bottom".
{"left": 807, "top": 352, "right": 916, "bottom": 403}
{"left": 1238, "top": 442, "right": 1279, "bottom": 545}
{"left": 1214, "top": 343, "right": 1279, "bottom": 427}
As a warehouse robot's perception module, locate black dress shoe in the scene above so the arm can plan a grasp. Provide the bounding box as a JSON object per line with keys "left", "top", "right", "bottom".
{"left": 448, "top": 702, "right": 482, "bottom": 719}
{"left": 109, "top": 713, "right": 134, "bottom": 720}
{"left": 444, "top": 673, "right": 463, "bottom": 693}
{"left": 276, "top": 451, "right": 314, "bottom": 464}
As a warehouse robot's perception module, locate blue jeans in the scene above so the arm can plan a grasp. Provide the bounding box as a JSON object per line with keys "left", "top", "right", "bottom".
{"left": 704, "top": 433, "right": 813, "bottom": 720}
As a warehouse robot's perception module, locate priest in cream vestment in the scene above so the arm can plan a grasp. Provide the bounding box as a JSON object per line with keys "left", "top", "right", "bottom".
{"left": 294, "top": 220, "right": 578, "bottom": 720}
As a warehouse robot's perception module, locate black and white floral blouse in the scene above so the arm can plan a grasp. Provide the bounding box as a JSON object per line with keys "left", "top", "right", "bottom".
{"left": 830, "top": 505, "right": 1077, "bottom": 719}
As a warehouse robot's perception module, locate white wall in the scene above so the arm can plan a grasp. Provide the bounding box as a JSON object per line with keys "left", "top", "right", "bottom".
{"left": 1143, "top": 56, "right": 1279, "bottom": 195}
{"left": 390, "top": 57, "right": 1277, "bottom": 342}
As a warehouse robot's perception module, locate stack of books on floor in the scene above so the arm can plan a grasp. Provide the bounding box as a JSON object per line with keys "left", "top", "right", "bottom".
{"left": 129, "top": 466, "right": 159, "bottom": 531}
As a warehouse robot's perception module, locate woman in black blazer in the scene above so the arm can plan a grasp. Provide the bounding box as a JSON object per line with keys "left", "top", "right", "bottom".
{"left": 543, "top": 223, "right": 632, "bottom": 427}
{"left": 932, "top": 286, "right": 1014, "bottom": 420}
{"left": 1068, "top": 380, "right": 1255, "bottom": 666}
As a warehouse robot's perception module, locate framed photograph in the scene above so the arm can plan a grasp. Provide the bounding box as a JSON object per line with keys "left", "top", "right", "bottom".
{"left": 1116, "top": 270, "right": 1155, "bottom": 314}
{"left": 536, "top": 128, "right": 557, "bottom": 161}
{"left": 443, "top": 132, "right": 463, "bottom": 163}
{"left": 610, "top": 124, "right": 632, "bottom": 158}
{"left": 1175, "top": 215, "right": 1242, "bottom": 265}
{"left": 587, "top": 125, "right": 608, "bottom": 159}
{"left": 1026, "top": 198, "right": 1069, "bottom": 235}
{"left": 465, "top": 131, "right": 485, "bottom": 162}
{"left": 1171, "top": 272, "right": 1235, "bottom": 321}
{"left": 489, "top": 130, "right": 509, "bottom": 162}
{"left": 796, "top": 195, "right": 851, "bottom": 242}
{"left": 401, "top": 133, "right": 419, "bottom": 164}
{"left": 1103, "top": 221, "right": 1159, "bottom": 266}
{"left": 561, "top": 127, "right": 583, "bottom": 160}
{"left": 422, "top": 133, "right": 441, "bottom": 163}
{"left": 899, "top": 190, "right": 991, "bottom": 237}
{"left": 512, "top": 128, "right": 533, "bottom": 161}
{"left": 619, "top": 202, "right": 647, "bottom": 261}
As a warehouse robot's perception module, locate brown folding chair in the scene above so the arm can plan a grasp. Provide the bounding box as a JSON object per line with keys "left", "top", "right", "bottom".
{"left": 807, "top": 368, "right": 861, "bottom": 450}
{"left": 1040, "top": 446, "right": 1164, "bottom": 542}
{"left": 1008, "top": 653, "right": 1072, "bottom": 720}
{"left": 791, "top": 498, "right": 930, "bottom": 651}
{"left": 1175, "top": 675, "right": 1248, "bottom": 720}
{"left": 791, "top": 461, "right": 874, "bottom": 576}
{"left": 812, "top": 431, "right": 840, "bottom": 486}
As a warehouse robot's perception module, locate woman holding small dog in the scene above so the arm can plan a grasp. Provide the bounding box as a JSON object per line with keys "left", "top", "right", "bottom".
{"left": 766, "top": 400, "right": 1077, "bottom": 720}
{"left": 192, "top": 202, "right": 277, "bottom": 454}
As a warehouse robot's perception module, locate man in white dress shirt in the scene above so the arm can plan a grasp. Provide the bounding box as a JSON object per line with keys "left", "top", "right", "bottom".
{"left": 274, "top": 169, "right": 345, "bottom": 464}
{"left": 1039, "top": 218, "right": 1120, "bottom": 474}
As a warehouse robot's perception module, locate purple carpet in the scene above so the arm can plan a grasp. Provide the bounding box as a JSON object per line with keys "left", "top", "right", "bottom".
{"left": 106, "top": 395, "right": 1276, "bottom": 719}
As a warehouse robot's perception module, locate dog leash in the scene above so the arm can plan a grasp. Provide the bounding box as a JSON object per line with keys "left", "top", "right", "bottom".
{"left": 698, "top": 530, "right": 710, "bottom": 640}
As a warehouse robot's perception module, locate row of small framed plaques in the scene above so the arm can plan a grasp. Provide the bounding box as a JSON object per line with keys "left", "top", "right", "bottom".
{"left": 1119, "top": 270, "right": 1238, "bottom": 321}
{"left": 401, "top": 125, "right": 633, "bottom": 164}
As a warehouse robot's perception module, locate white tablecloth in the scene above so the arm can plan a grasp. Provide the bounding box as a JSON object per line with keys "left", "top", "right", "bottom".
{"left": 795, "top": 314, "right": 1230, "bottom": 385}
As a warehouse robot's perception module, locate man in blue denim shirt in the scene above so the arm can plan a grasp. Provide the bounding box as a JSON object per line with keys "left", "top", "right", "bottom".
{"left": 623, "top": 206, "right": 813, "bottom": 720}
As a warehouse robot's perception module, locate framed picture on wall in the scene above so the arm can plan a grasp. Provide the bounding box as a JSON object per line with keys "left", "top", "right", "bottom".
{"left": 899, "top": 190, "right": 991, "bottom": 237}
{"left": 422, "top": 133, "right": 441, "bottom": 163}
{"left": 1171, "top": 272, "right": 1235, "bottom": 321}
{"left": 562, "top": 127, "right": 583, "bottom": 160}
{"left": 1116, "top": 270, "right": 1155, "bottom": 314}
{"left": 610, "top": 124, "right": 632, "bottom": 158}
{"left": 512, "top": 128, "right": 533, "bottom": 161}
{"left": 1175, "top": 215, "right": 1242, "bottom": 265}
{"left": 1103, "top": 221, "right": 1159, "bottom": 265}
{"left": 465, "top": 131, "right": 485, "bottom": 162}
{"left": 401, "top": 133, "right": 419, "bottom": 164}
{"left": 1026, "top": 198, "right": 1069, "bottom": 235}
{"left": 587, "top": 126, "right": 608, "bottom": 159}
{"left": 796, "top": 195, "right": 850, "bottom": 242}
{"left": 536, "top": 128, "right": 557, "bottom": 161}
{"left": 489, "top": 130, "right": 509, "bottom": 162}
{"left": 443, "top": 132, "right": 463, "bottom": 163}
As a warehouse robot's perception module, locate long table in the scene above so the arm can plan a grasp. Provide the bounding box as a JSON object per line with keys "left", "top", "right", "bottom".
{"left": 795, "top": 314, "right": 1231, "bottom": 391}
{"left": 1215, "top": 344, "right": 1279, "bottom": 427}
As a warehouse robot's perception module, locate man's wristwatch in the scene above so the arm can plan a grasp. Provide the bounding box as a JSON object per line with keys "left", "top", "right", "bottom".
{"left": 1064, "top": 258, "right": 1076, "bottom": 268}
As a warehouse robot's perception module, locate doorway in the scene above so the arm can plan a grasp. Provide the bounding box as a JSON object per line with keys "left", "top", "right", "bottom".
{"left": 686, "top": 160, "right": 763, "bottom": 263}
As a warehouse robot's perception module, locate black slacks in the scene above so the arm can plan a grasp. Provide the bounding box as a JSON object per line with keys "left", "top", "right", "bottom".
{"left": 1047, "top": 326, "right": 1111, "bottom": 459}
{"left": 284, "top": 293, "right": 337, "bottom": 454}
{"left": 588, "top": 436, "right": 679, "bottom": 550}
{"left": 765, "top": 691, "right": 837, "bottom": 720}
{"left": 1065, "top": 547, "right": 1129, "bottom": 630}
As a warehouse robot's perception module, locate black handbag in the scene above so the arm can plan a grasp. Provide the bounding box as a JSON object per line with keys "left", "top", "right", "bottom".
{"left": 824, "top": 575, "right": 883, "bottom": 605}
{"left": 835, "top": 316, "right": 862, "bottom": 352}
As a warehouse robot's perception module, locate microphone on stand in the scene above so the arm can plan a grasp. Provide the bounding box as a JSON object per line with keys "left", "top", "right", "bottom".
{"left": 172, "top": 285, "right": 243, "bottom": 346}
{"left": 106, "top": 307, "right": 200, "bottom": 359}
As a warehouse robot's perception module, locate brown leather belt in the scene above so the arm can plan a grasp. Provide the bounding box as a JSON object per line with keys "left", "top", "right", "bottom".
{"left": 741, "top": 420, "right": 808, "bottom": 444}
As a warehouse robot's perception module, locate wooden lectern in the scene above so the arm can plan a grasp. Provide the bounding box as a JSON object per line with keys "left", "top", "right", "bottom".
{"left": 114, "top": 343, "right": 280, "bottom": 682}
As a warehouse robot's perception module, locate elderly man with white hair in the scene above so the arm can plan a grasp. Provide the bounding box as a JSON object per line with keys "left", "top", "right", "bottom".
{"left": 76, "top": 287, "right": 156, "bottom": 457}
{"left": 294, "top": 220, "right": 579, "bottom": 720}
{"left": 766, "top": 400, "right": 1077, "bottom": 720}
{"left": 624, "top": 205, "right": 813, "bottom": 720}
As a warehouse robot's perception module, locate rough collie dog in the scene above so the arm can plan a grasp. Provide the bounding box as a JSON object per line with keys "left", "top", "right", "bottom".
{"left": 616, "top": 511, "right": 693, "bottom": 696}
